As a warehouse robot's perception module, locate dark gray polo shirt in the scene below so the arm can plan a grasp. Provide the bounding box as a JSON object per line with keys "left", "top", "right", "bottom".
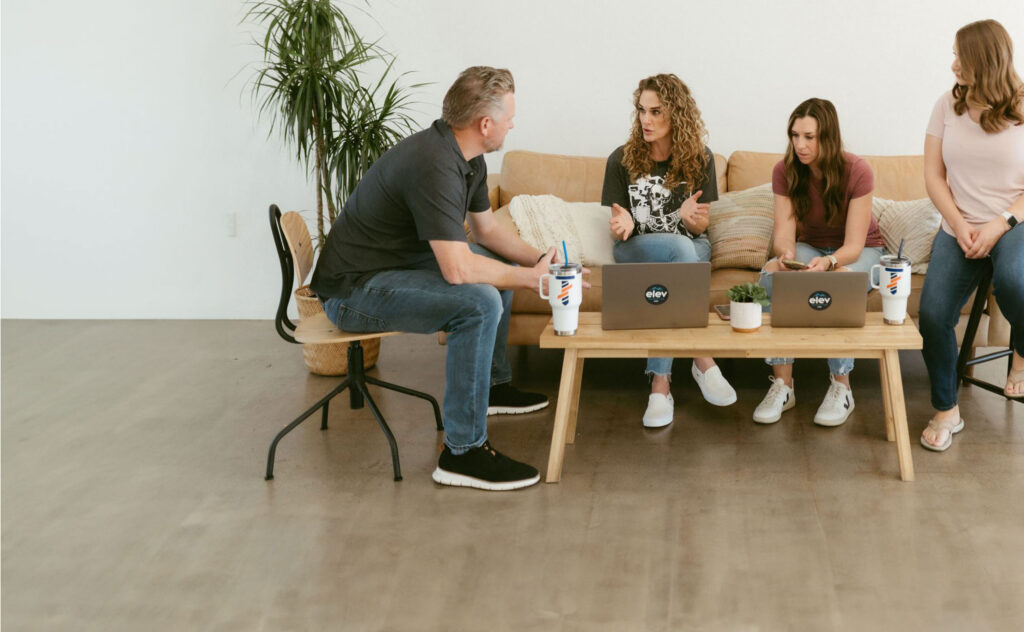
{"left": 311, "top": 119, "right": 490, "bottom": 298}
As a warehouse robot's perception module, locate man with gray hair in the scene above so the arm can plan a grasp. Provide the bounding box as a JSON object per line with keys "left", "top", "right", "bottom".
{"left": 313, "top": 66, "right": 568, "bottom": 491}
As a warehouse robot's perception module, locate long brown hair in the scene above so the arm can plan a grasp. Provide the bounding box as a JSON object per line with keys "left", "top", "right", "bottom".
{"left": 953, "top": 19, "right": 1024, "bottom": 133}
{"left": 783, "top": 98, "right": 847, "bottom": 226}
{"left": 621, "top": 74, "right": 708, "bottom": 191}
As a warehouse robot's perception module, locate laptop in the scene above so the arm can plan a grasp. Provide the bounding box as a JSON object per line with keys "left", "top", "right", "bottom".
{"left": 771, "top": 271, "right": 868, "bottom": 327}
{"left": 602, "top": 262, "right": 711, "bottom": 330}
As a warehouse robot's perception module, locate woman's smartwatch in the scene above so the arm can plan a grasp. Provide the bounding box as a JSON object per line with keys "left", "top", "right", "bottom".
{"left": 1002, "top": 211, "right": 1019, "bottom": 229}
{"left": 826, "top": 254, "right": 839, "bottom": 271}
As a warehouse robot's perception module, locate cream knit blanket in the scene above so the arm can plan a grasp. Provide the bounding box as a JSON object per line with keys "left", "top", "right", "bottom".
{"left": 508, "top": 194, "right": 614, "bottom": 265}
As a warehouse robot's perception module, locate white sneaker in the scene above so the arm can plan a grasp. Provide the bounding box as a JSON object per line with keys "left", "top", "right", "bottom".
{"left": 691, "top": 362, "right": 737, "bottom": 406}
{"left": 814, "top": 377, "right": 855, "bottom": 427}
{"left": 642, "top": 393, "right": 674, "bottom": 428}
{"left": 753, "top": 377, "right": 795, "bottom": 424}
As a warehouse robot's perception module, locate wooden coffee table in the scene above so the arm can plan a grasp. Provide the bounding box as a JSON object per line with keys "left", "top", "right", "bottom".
{"left": 539, "top": 312, "right": 923, "bottom": 482}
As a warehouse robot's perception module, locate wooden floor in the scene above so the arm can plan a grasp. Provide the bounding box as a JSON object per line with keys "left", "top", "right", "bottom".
{"left": 2, "top": 319, "right": 1022, "bottom": 631}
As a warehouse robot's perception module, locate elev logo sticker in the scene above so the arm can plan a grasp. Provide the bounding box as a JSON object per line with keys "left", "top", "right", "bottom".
{"left": 808, "top": 291, "right": 832, "bottom": 310}
{"left": 645, "top": 284, "right": 669, "bottom": 305}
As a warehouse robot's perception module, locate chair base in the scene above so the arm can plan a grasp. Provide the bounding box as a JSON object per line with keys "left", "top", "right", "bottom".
{"left": 265, "top": 340, "right": 444, "bottom": 481}
{"left": 956, "top": 263, "right": 1020, "bottom": 404}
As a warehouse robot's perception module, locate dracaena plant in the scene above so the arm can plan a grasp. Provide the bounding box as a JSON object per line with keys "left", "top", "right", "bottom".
{"left": 246, "top": 0, "right": 419, "bottom": 246}
{"left": 328, "top": 57, "right": 422, "bottom": 214}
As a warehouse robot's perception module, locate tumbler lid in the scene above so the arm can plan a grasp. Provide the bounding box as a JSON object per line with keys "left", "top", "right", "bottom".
{"left": 880, "top": 253, "right": 911, "bottom": 265}
{"left": 549, "top": 262, "right": 582, "bottom": 274}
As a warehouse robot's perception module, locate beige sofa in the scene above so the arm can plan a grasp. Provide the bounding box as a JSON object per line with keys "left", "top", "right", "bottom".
{"left": 484, "top": 149, "right": 1009, "bottom": 349}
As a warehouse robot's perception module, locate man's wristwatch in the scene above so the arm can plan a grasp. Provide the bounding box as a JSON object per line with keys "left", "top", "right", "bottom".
{"left": 1001, "top": 211, "right": 1019, "bottom": 229}
{"left": 826, "top": 254, "right": 838, "bottom": 271}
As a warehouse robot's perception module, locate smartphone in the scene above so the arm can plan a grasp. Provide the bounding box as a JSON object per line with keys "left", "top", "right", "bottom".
{"left": 714, "top": 304, "right": 731, "bottom": 321}
{"left": 781, "top": 259, "right": 808, "bottom": 270}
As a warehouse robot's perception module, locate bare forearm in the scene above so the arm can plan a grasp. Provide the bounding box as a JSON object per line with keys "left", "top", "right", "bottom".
{"left": 431, "top": 240, "right": 542, "bottom": 291}
{"left": 1006, "top": 193, "right": 1024, "bottom": 224}
{"left": 452, "top": 253, "right": 538, "bottom": 289}
{"left": 832, "top": 244, "right": 865, "bottom": 267}
{"left": 476, "top": 230, "right": 543, "bottom": 267}
{"left": 925, "top": 172, "right": 969, "bottom": 231}
{"left": 773, "top": 234, "right": 796, "bottom": 258}
{"left": 471, "top": 216, "right": 543, "bottom": 266}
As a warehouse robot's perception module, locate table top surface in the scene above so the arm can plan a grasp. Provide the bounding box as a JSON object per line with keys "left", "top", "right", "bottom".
{"left": 539, "top": 312, "right": 922, "bottom": 355}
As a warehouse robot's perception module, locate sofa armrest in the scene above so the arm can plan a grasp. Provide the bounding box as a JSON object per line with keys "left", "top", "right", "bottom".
{"left": 488, "top": 175, "right": 501, "bottom": 210}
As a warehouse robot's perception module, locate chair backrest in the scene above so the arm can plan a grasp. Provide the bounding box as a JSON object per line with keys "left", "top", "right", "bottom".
{"left": 270, "top": 204, "right": 311, "bottom": 344}
{"left": 279, "top": 211, "right": 315, "bottom": 287}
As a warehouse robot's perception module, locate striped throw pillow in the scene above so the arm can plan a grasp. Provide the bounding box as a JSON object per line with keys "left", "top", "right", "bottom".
{"left": 871, "top": 198, "right": 941, "bottom": 274}
{"left": 707, "top": 184, "right": 775, "bottom": 270}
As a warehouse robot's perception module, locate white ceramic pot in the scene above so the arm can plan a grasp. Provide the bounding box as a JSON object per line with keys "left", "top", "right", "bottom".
{"left": 730, "top": 301, "right": 763, "bottom": 333}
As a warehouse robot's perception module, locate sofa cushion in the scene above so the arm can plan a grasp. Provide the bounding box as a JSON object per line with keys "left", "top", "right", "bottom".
{"left": 497, "top": 150, "right": 728, "bottom": 207}
{"left": 871, "top": 197, "right": 941, "bottom": 274}
{"left": 507, "top": 194, "right": 615, "bottom": 266}
{"left": 726, "top": 151, "right": 927, "bottom": 200}
{"left": 706, "top": 184, "right": 775, "bottom": 270}
{"left": 710, "top": 268, "right": 761, "bottom": 307}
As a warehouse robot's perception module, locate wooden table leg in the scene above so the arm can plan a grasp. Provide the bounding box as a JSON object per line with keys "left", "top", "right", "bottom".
{"left": 564, "top": 355, "right": 585, "bottom": 444}
{"left": 546, "top": 348, "right": 581, "bottom": 483}
{"left": 882, "top": 349, "right": 915, "bottom": 481}
{"left": 878, "top": 355, "right": 896, "bottom": 442}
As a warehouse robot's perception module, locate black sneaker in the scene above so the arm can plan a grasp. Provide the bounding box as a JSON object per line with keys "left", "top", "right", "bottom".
{"left": 432, "top": 442, "right": 540, "bottom": 491}
{"left": 487, "top": 383, "right": 549, "bottom": 415}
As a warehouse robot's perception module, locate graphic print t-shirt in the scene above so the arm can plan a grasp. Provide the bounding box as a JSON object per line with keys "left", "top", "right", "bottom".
{"left": 601, "top": 145, "right": 719, "bottom": 238}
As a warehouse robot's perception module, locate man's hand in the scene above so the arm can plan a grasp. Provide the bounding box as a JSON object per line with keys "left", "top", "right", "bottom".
{"left": 679, "top": 190, "right": 710, "bottom": 234}
{"left": 532, "top": 246, "right": 592, "bottom": 295}
{"left": 964, "top": 218, "right": 1007, "bottom": 259}
{"left": 609, "top": 203, "right": 634, "bottom": 240}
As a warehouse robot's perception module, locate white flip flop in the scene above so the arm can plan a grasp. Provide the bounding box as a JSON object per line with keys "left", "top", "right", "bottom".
{"left": 920, "top": 417, "right": 965, "bottom": 452}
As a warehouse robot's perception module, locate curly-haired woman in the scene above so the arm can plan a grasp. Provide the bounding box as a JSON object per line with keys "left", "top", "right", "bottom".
{"left": 753, "top": 98, "right": 885, "bottom": 427}
{"left": 601, "top": 73, "right": 736, "bottom": 428}
{"left": 919, "top": 19, "right": 1024, "bottom": 451}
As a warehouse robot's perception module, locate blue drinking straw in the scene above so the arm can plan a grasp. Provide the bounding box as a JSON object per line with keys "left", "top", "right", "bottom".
{"left": 562, "top": 240, "right": 569, "bottom": 265}
{"left": 897, "top": 238, "right": 905, "bottom": 260}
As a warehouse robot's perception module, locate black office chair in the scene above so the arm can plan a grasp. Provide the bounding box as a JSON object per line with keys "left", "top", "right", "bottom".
{"left": 266, "top": 204, "right": 444, "bottom": 481}
{"left": 956, "top": 261, "right": 1019, "bottom": 402}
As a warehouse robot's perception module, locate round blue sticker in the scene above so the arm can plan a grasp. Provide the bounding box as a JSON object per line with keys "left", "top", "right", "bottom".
{"left": 645, "top": 284, "right": 669, "bottom": 305}
{"left": 808, "top": 291, "right": 832, "bottom": 311}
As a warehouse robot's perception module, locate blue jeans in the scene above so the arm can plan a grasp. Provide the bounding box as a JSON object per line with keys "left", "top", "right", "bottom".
{"left": 759, "top": 243, "right": 886, "bottom": 376}
{"left": 919, "top": 228, "right": 1024, "bottom": 411}
{"left": 613, "top": 232, "right": 712, "bottom": 377}
{"left": 321, "top": 244, "right": 513, "bottom": 454}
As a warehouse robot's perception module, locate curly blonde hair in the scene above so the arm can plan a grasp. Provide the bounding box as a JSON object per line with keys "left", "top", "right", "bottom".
{"left": 621, "top": 74, "right": 709, "bottom": 191}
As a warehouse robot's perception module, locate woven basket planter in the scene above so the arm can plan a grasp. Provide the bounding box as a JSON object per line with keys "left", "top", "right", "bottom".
{"left": 294, "top": 286, "right": 380, "bottom": 376}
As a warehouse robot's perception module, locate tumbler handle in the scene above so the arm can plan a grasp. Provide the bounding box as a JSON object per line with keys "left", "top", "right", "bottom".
{"left": 869, "top": 264, "right": 882, "bottom": 290}
{"left": 539, "top": 274, "right": 552, "bottom": 299}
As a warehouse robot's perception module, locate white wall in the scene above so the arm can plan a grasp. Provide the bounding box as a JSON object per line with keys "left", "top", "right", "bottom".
{"left": 2, "top": 0, "right": 1022, "bottom": 318}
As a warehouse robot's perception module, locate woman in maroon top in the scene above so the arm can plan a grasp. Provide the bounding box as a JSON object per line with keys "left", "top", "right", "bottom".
{"left": 753, "top": 98, "right": 886, "bottom": 427}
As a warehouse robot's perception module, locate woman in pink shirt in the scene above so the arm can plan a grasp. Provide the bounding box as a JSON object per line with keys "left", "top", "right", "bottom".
{"left": 919, "top": 19, "right": 1024, "bottom": 451}
{"left": 754, "top": 98, "right": 886, "bottom": 427}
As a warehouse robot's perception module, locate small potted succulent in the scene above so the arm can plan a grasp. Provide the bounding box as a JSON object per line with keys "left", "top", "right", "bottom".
{"left": 726, "top": 282, "right": 770, "bottom": 332}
